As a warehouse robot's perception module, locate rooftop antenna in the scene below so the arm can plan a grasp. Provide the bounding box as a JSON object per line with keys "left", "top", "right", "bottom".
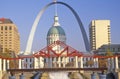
{"left": 53, "top": 0, "right": 57, "bottom": 16}
{"left": 53, "top": 0, "right": 60, "bottom": 26}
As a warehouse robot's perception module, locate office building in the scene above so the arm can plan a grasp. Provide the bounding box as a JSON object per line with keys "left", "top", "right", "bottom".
{"left": 0, "top": 18, "right": 20, "bottom": 54}
{"left": 89, "top": 20, "right": 111, "bottom": 51}
{"left": 96, "top": 44, "right": 120, "bottom": 55}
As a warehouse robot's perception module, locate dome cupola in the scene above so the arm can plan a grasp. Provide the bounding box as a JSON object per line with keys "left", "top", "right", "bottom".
{"left": 47, "top": 16, "right": 66, "bottom": 45}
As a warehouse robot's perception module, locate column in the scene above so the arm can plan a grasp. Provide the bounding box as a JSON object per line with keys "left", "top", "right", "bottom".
{"left": 7, "top": 60, "right": 10, "bottom": 69}
{"left": 3, "top": 59, "right": 6, "bottom": 71}
{"left": 54, "top": 57, "right": 57, "bottom": 68}
{"left": 64, "top": 57, "right": 67, "bottom": 67}
{"left": 80, "top": 57, "right": 84, "bottom": 73}
{"left": 87, "top": 57, "right": 90, "bottom": 68}
{"left": 75, "top": 56, "right": 78, "bottom": 68}
{"left": 63, "top": 57, "right": 66, "bottom": 68}
{"left": 40, "top": 57, "right": 44, "bottom": 68}
{"left": 34, "top": 57, "right": 38, "bottom": 69}
{"left": 0, "top": 58, "right": 2, "bottom": 70}
{"left": 115, "top": 56, "right": 119, "bottom": 72}
{"left": 65, "top": 57, "right": 68, "bottom": 65}
{"left": 107, "top": 58, "right": 111, "bottom": 71}
{"left": 58, "top": 57, "right": 61, "bottom": 68}
{"left": 22, "top": 60, "right": 24, "bottom": 69}
{"left": 38, "top": 57, "right": 40, "bottom": 68}
{"left": 19, "top": 59, "right": 22, "bottom": 69}
{"left": 39, "top": 57, "right": 42, "bottom": 68}
{"left": 23, "top": 58, "right": 27, "bottom": 69}
{"left": 111, "top": 57, "right": 114, "bottom": 69}
{"left": 80, "top": 57, "right": 83, "bottom": 68}
{"left": 83, "top": 57, "right": 86, "bottom": 68}
{"left": 93, "top": 58, "right": 96, "bottom": 68}
{"left": 63, "top": 63, "right": 65, "bottom": 68}
{"left": 95, "top": 58, "right": 98, "bottom": 68}
{"left": 0, "top": 58, "right": 2, "bottom": 79}
{"left": 78, "top": 57, "right": 81, "bottom": 68}
{"left": 48, "top": 57, "right": 52, "bottom": 68}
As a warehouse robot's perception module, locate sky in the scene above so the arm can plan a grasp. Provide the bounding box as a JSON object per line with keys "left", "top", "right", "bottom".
{"left": 0, "top": 0, "right": 120, "bottom": 52}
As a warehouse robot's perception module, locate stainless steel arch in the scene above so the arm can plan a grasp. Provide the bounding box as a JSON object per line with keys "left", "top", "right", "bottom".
{"left": 25, "top": 2, "right": 90, "bottom": 54}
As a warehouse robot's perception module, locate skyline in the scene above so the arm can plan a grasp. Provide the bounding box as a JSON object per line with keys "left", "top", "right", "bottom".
{"left": 0, "top": 0, "right": 120, "bottom": 52}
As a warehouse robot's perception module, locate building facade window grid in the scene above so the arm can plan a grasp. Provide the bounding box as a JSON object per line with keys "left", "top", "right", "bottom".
{"left": 0, "top": 18, "right": 20, "bottom": 53}
{"left": 89, "top": 20, "right": 110, "bottom": 52}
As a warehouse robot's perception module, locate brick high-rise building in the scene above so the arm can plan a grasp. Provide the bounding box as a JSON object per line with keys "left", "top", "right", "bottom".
{"left": 0, "top": 18, "right": 20, "bottom": 54}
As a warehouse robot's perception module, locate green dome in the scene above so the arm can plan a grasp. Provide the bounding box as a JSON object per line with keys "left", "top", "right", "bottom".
{"left": 47, "top": 26, "right": 65, "bottom": 36}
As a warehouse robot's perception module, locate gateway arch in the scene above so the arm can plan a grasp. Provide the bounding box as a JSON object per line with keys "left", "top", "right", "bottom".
{"left": 25, "top": 2, "right": 90, "bottom": 54}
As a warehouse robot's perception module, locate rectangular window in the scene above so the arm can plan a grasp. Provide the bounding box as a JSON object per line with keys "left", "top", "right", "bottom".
{"left": 1, "top": 26, "right": 3, "bottom": 30}
{"left": 30, "top": 58, "right": 32, "bottom": 62}
{"left": 44, "top": 59, "right": 46, "bottom": 63}
{"left": 9, "top": 26, "right": 12, "bottom": 30}
{"left": 118, "top": 48, "right": 120, "bottom": 52}
{"left": 113, "top": 48, "right": 115, "bottom": 52}
{"left": 9, "top": 34, "right": 12, "bottom": 36}
{"left": 9, "top": 45, "right": 11, "bottom": 47}
{"left": 52, "top": 57, "right": 54, "bottom": 61}
{"left": 26, "top": 58, "right": 27, "bottom": 62}
{"left": 5, "top": 26, "right": 7, "bottom": 30}
{"left": 61, "top": 57, "right": 63, "bottom": 61}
